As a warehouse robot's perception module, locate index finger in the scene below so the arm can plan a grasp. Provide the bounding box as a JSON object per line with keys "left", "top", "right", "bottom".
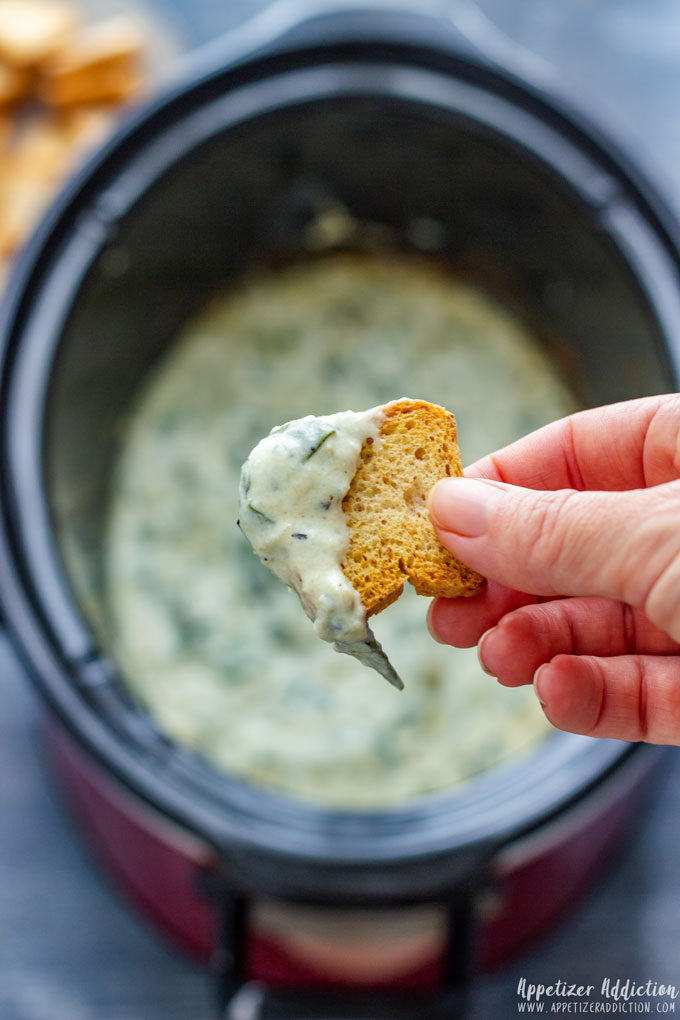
{"left": 464, "top": 393, "right": 679, "bottom": 491}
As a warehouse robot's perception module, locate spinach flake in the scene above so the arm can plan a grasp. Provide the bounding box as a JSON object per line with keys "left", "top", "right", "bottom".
{"left": 304, "top": 428, "right": 336, "bottom": 461}
{"left": 247, "top": 503, "right": 275, "bottom": 525}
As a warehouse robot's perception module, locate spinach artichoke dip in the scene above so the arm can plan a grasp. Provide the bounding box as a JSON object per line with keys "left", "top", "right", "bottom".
{"left": 105, "top": 254, "right": 579, "bottom": 808}
{"left": 239, "top": 406, "right": 402, "bottom": 690}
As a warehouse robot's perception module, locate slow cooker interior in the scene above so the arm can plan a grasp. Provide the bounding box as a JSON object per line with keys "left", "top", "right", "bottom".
{"left": 43, "top": 96, "right": 672, "bottom": 804}
{"left": 47, "top": 99, "right": 670, "bottom": 620}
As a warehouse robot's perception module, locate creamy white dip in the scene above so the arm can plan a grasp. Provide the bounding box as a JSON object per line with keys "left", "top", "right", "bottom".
{"left": 103, "top": 254, "right": 578, "bottom": 808}
{"left": 238, "top": 406, "right": 404, "bottom": 688}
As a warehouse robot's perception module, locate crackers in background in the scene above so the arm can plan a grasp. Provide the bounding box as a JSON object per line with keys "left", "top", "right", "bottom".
{"left": 0, "top": 0, "right": 78, "bottom": 68}
{"left": 0, "top": 1, "right": 148, "bottom": 269}
{"left": 39, "top": 14, "right": 147, "bottom": 106}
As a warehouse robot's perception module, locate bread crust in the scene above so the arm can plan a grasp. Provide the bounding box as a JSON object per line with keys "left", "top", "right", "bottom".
{"left": 342, "top": 399, "right": 485, "bottom": 615}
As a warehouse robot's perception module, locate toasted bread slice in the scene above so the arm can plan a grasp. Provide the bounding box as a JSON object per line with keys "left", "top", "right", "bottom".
{"left": 0, "top": 62, "right": 31, "bottom": 106}
{"left": 0, "top": 116, "right": 70, "bottom": 256}
{"left": 38, "top": 15, "right": 147, "bottom": 107}
{"left": 0, "top": 0, "right": 78, "bottom": 68}
{"left": 342, "top": 399, "right": 485, "bottom": 614}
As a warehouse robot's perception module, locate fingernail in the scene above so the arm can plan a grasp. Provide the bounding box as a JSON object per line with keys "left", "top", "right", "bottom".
{"left": 429, "top": 478, "right": 504, "bottom": 537}
{"left": 426, "top": 601, "right": 447, "bottom": 644}
{"left": 477, "top": 626, "right": 497, "bottom": 676}
{"left": 533, "top": 663, "right": 548, "bottom": 707}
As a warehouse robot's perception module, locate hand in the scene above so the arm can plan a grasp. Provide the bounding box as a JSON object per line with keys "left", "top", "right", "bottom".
{"left": 427, "top": 394, "right": 680, "bottom": 745}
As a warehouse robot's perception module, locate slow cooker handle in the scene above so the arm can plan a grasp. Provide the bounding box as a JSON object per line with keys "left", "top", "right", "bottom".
{"left": 245, "top": 0, "right": 552, "bottom": 89}
{"left": 213, "top": 885, "right": 479, "bottom": 1020}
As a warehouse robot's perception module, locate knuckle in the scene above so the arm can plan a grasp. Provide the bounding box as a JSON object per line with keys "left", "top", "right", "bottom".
{"left": 633, "top": 656, "right": 648, "bottom": 741}
{"left": 653, "top": 660, "right": 680, "bottom": 743}
{"left": 642, "top": 555, "right": 680, "bottom": 641}
{"left": 522, "top": 489, "right": 588, "bottom": 586}
{"left": 631, "top": 483, "right": 680, "bottom": 636}
{"left": 643, "top": 394, "right": 680, "bottom": 483}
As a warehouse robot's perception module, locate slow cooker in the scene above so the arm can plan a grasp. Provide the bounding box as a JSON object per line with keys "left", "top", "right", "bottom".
{"left": 1, "top": 4, "right": 678, "bottom": 1017}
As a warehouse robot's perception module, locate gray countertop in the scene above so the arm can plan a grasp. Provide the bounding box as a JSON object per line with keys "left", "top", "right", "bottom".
{"left": 2, "top": 1, "right": 680, "bottom": 1018}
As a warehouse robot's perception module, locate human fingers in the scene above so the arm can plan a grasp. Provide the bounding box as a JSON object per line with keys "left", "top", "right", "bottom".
{"left": 534, "top": 653, "right": 680, "bottom": 744}
{"left": 462, "top": 393, "right": 680, "bottom": 491}
{"left": 427, "top": 581, "right": 539, "bottom": 648}
{"left": 429, "top": 476, "right": 680, "bottom": 642}
{"left": 476, "top": 596, "right": 680, "bottom": 687}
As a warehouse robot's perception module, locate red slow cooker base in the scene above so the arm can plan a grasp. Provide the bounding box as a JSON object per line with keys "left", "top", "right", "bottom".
{"left": 46, "top": 717, "right": 657, "bottom": 989}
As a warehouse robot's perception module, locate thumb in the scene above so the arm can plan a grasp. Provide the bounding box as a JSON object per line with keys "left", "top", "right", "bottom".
{"left": 428, "top": 476, "right": 680, "bottom": 642}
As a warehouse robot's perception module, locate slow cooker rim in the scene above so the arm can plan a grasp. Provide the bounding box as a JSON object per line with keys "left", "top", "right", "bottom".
{"left": 0, "top": 5, "right": 677, "bottom": 867}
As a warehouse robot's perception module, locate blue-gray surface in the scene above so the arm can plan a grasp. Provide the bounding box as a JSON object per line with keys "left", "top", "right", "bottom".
{"left": 3, "top": 1, "right": 680, "bottom": 1017}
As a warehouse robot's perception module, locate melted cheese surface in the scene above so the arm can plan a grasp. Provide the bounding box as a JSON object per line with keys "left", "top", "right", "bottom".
{"left": 239, "top": 405, "right": 404, "bottom": 687}
{"left": 105, "top": 255, "right": 578, "bottom": 807}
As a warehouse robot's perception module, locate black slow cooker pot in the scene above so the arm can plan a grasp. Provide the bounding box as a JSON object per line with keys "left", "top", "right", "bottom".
{"left": 1, "top": 4, "right": 679, "bottom": 1017}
